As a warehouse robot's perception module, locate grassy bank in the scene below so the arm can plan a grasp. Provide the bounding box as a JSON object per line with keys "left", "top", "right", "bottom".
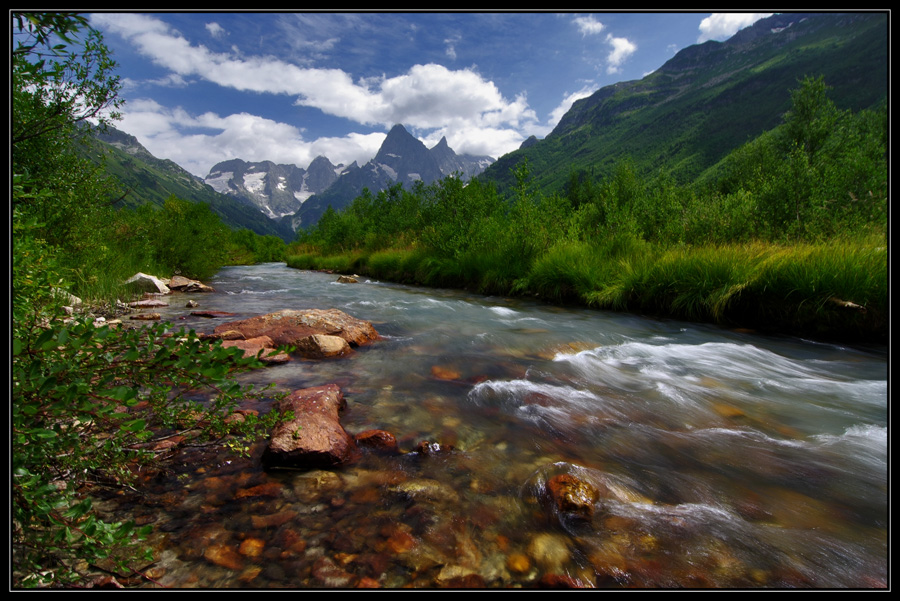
{"left": 286, "top": 236, "right": 887, "bottom": 344}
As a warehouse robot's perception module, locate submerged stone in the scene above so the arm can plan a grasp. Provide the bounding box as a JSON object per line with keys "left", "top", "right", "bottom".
{"left": 546, "top": 474, "right": 600, "bottom": 522}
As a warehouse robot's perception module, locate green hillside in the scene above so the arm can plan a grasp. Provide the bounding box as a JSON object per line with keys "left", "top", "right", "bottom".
{"left": 81, "top": 126, "right": 296, "bottom": 242}
{"left": 481, "top": 12, "right": 887, "bottom": 196}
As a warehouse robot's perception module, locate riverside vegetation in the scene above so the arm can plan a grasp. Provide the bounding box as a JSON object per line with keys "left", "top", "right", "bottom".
{"left": 287, "top": 76, "right": 887, "bottom": 344}
{"left": 12, "top": 14, "right": 289, "bottom": 587}
{"left": 12, "top": 12, "right": 886, "bottom": 588}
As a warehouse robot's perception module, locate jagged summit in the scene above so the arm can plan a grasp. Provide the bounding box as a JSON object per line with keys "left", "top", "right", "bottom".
{"left": 204, "top": 124, "right": 494, "bottom": 230}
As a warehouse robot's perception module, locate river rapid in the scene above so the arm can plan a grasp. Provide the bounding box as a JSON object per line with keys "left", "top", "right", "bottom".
{"left": 108, "top": 262, "right": 887, "bottom": 589}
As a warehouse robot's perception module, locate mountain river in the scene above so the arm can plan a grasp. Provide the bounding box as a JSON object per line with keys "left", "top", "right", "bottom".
{"left": 103, "top": 262, "right": 887, "bottom": 589}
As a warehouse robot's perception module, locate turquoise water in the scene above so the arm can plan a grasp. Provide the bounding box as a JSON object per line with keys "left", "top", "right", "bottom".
{"left": 118, "top": 263, "right": 887, "bottom": 588}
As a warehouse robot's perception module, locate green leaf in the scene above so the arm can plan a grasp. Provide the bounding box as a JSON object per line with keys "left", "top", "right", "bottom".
{"left": 120, "top": 419, "right": 146, "bottom": 433}
{"left": 28, "top": 428, "right": 57, "bottom": 440}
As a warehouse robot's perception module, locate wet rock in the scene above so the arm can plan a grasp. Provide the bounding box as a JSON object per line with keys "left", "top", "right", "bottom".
{"left": 203, "top": 543, "right": 244, "bottom": 571}
{"left": 186, "top": 299, "right": 199, "bottom": 308}
{"left": 235, "top": 481, "right": 284, "bottom": 499}
{"left": 213, "top": 329, "right": 245, "bottom": 340}
{"left": 238, "top": 538, "right": 266, "bottom": 558}
{"left": 221, "top": 335, "right": 290, "bottom": 364}
{"left": 192, "top": 310, "right": 238, "bottom": 318}
{"left": 436, "top": 566, "right": 486, "bottom": 588}
{"left": 250, "top": 510, "right": 297, "bottom": 529}
{"left": 354, "top": 429, "right": 400, "bottom": 454}
{"left": 294, "top": 333, "right": 352, "bottom": 359}
{"left": 169, "top": 274, "right": 215, "bottom": 293}
{"left": 128, "top": 298, "right": 169, "bottom": 308}
{"left": 312, "top": 556, "right": 358, "bottom": 587}
{"left": 336, "top": 275, "right": 359, "bottom": 284}
{"left": 263, "top": 384, "right": 359, "bottom": 470}
{"left": 389, "top": 478, "right": 460, "bottom": 505}
{"left": 545, "top": 474, "right": 600, "bottom": 522}
{"left": 293, "top": 470, "right": 345, "bottom": 502}
{"left": 130, "top": 313, "right": 161, "bottom": 321}
{"left": 431, "top": 365, "right": 462, "bottom": 380}
{"left": 238, "top": 565, "right": 264, "bottom": 584}
{"left": 527, "top": 533, "right": 571, "bottom": 572}
{"left": 506, "top": 552, "right": 532, "bottom": 575}
{"left": 214, "top": 308, "right": 379, "bottom": 349}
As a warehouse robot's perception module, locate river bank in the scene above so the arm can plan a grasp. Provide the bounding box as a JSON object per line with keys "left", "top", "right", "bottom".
{"left": 284, "top": 238, "right": 888, "bottom": 346}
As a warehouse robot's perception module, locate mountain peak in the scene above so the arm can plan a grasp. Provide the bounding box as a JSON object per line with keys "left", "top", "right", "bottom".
{"left": 375, "top": 124, "right": 430, "bottom": 165}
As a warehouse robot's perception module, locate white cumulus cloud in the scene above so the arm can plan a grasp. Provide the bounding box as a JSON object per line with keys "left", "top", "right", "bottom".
{"left": 697, "top": 13, "right": 773, "bottom": 43}
{"left": 91, "top": 13, "right": 538, "bottom": 168}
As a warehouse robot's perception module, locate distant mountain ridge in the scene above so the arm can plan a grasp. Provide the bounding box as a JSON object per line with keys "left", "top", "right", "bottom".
{"left": 204, "top": 124, "right": 494, "bottom": 230}
{"left": 89, "top": 12, "right": 886, "bottom": 240}
{"left": 204, "top": 155, "right": 348, "bottom": 220}
{"left": 85, "top": 126, "right": 296, "bottom": 241}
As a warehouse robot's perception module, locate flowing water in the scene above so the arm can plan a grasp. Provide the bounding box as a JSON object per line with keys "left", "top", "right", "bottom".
{"left": 108, "top": 263, "right": 887, "bottom": 588}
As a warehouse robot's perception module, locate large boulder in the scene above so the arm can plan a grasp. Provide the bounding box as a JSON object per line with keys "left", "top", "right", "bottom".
{"left": 213, "top": 309, "right": 379, "bottom": 349}
{"left": 125, "top": 272, "right": 170, "bottom": 294}
{"left": 262, "top": 384, "right": 359, "bottom": 469}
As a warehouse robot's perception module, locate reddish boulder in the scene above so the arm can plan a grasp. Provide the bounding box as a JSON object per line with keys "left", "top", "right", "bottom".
{"left": 355, "top": 429, "right": 400, "bottom": 454}
{"left": 213, "top": 309, "right": 378, "bottom": 349}
{"left": 263, "top": 384, "right": 359, "bottom": 469}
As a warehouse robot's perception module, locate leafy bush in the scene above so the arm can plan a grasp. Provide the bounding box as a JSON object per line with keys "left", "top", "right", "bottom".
{"left": 12, "top": 312, "right": 287, "bottom": 587}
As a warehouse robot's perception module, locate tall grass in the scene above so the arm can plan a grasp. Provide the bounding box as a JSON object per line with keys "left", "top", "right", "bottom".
{"left": 285, "top": 235, "right": 885, "bottom": 342}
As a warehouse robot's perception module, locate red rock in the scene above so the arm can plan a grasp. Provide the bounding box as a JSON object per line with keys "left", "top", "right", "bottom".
{"left": 235, "top": 481, "right": 283, "bottom": 499}
{"left": 238, "top": 538, "right": 265, "bottom": 558}
{"left": 221, "top": 335, "right": 290, "bottom": 364}
{"left": 204, "top": 543, "right": 244, "bottom": 571}
{"left": 312, "top": 556, "right": 357, "bottom": 588}
{"left": 213, "top": 308, "right": 378, "bottom": 349}
{"left": 431, "top": 365, "right": 461, "bottom": 380}
{"left": 262, "top": 384, "right": 359, "bottom": 469}
{"left": 355, "top": 429, "right": 400, "bottom": 454}
{"left": 545, "top": 474, "right": 600, "bottom": 522}
{"left": 357, "top": 577, "right": 381, "bottom": 588}
{"left": 250, "top": 510, "right": 297, "bottom": 529}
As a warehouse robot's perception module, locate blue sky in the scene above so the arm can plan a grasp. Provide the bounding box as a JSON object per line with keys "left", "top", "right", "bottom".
{"left": 88, "top": 11, "right": 773, "bottom": 178}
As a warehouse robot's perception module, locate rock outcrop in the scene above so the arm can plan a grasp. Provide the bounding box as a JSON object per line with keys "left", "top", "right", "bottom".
{"left": 213, "top": 308, "right": 379, "bottom": 352}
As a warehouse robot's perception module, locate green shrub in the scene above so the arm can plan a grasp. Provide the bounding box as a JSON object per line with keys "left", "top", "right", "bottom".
{"left": 12, "top": 315, "right": 286, "bottom": 587}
